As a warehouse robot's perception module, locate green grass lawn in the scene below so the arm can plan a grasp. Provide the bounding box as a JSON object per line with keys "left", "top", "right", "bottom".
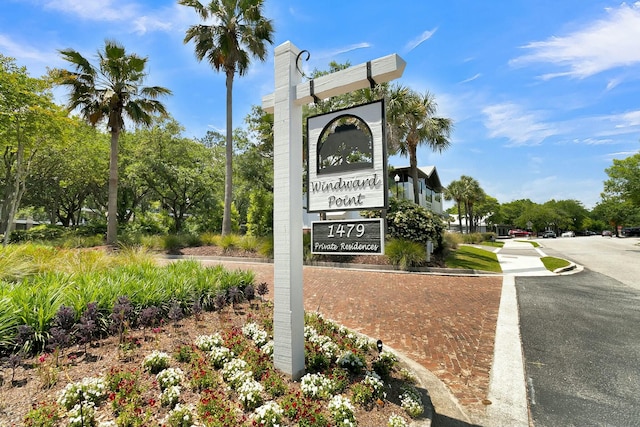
{"left": 541, "top": 256, "right": 571, "bottom": 271}
{"left": 445, "top": 245, "right": 502, "bottom": 272}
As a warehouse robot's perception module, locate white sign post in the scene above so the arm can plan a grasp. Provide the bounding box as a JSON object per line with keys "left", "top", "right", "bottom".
{"left": 262, "top": 41, "right": 405, "bottom": 379}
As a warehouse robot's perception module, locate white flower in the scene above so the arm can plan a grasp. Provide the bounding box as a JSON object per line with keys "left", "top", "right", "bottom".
{"left": 195, "top": 333, "right": 224, "bottom": 351}
{"left": 156, "top": 367, "right": 184, "bottom": 390}
{"left": 242, "top": 322, "right": 269, "bottom": 346}
{"left": 300, "top": 373, "right": 335, "bottom": 399}
{"left": 57, "top": 377, "right": 107, "bottom": 410}
{"left": 400, "top": 388, "right": 424, "bottom": 418}
{"left": 388, "top": 413, "right": 409, "bottom": 427}
{"left": 160, "top": 384, "right": 182, "bottom": 408}
{"left": 237, "top": 378, "right": 264, "bottom": 409}
{"left": 260, "top": 340, "right": 274, "bottom": 356}
{"left": 209, "top": 345, "right": 233, "bottom": 368}
{"left": 252, "top": 401, "right": 284, "bottom": 427}
{"left": 67, "top": 401, "right": 96, "bottom": 427}
{"left": 328, "top": 395, "right": 356, "bottom": 426}
{"left": 222, "top": 358, "right": 252, "bottom": 389}
{"left": 142, "top": 350, "right": 171, "bottom": 372}
{"left": 363, "top": 371, "right": 385, "bottom": 395}
{"left": 336, "top": 350, "right": 364, "bottom": 370}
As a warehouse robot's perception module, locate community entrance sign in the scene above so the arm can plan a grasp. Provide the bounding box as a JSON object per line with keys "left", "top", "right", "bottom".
{"left": 262, "top": 41, "right": 405, "bottom": 379}
{"left": 307, "top": 100, "right": 387, "bottom": 212}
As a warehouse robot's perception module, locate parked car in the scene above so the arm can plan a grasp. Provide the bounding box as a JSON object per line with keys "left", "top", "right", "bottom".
{"left": 622, "top": 226, "right": 640, "bottom": 237}
{"left": 602, "top": 230, "right": 613, "bottom": 237}
{"left": 561, "top": 231, "right": 575, "bottom": 237}
{"left": 508, "top": 229, "right": 532, "bottom": 237}
{"left": 542, "top": 231, "right": 556, "bottom": 238}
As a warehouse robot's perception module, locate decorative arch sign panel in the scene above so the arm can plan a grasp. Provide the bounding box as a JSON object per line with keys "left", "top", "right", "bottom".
{"left": 307, "top": 100, "right": 387, "bottom": 212}
{"left": 307, "top": 100, "right": 387, "bottom": 255}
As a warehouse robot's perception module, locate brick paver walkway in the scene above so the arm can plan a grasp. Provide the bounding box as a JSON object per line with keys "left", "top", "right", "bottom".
{"left": 203, "top": 260, "right": 502, "bottom": 421}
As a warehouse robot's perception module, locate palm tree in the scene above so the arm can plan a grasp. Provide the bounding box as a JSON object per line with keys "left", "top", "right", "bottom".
{"left": 460, "top": 175, "right": 483, "bottom": 233}
{"left": 388, "top": 87, "right": 452, "bottom": 204}
{"left": 53, "top": 40, "right": 172, "bottom": 245}
{"left": 180, "top": 0, "right": 274, "bottom": 236}
{"left": 445, "top": 179, "right": 465, "bottom": 233}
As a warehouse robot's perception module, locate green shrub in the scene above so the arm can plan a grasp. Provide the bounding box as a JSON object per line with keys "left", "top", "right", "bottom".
{"left": 162, "top": 234, "right": 184, "bottom": 252}
{"left": 385, "top": 239, "right": 426, "bottom": 270}
{"left": 200, "top": 232, "right": 219, "bottom": 246}
{"left": 444, "top": 232, "right": 463, "bottom": 250}
{"left": 220, "top": 234, "right": 241, "bottom": 252}
{"left": 461, "top": 233, "right": 479, "bottom": 244}
{"left": 183, "top": 233, "right": 202, "bottom": 247}
{"left": 363, "top": 198, "right": 445, "bottom": 253}
{"left": 10, "top": 224, "right": 68, "bottom": 243}
{"left": 239, "top": 235, "right": 260, "bottom": 251}
{"left": 259, "top": 236, "right": 274, "bottom": 258}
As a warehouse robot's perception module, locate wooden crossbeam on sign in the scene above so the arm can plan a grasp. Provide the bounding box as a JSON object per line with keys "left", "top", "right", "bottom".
{"left": 262, "top": 53, "right": 406, "bottom": 113}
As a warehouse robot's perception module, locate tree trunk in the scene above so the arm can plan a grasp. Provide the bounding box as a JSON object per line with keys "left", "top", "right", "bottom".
{"left": 409, "top": 143, "right": 420, "bottom": 204}
{"left": 457, "top": 201, "right": 463, "bottom": 233}
{"left": 222, "top": 71, "right": 234, "bottom": 236}
{"left": 106, "top": 128, "right": 120, "bottom": 245}
{"left": 1, "top": 142, "right": 31, "bottom": 246}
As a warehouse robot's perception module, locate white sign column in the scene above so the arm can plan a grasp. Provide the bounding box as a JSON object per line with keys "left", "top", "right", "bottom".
{"left": 271, "top": 41, "right": 305, "bottom": 379}
{"left": 263, "top": 40, "right": 406, "bottom": 380}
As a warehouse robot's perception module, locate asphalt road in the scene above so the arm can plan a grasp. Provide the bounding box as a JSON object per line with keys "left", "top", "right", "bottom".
{"left": 535, "top": 235, "right": 640, "bottom": 289}
{"left": 517, "top": 236, "right": 640, "bottom": 426}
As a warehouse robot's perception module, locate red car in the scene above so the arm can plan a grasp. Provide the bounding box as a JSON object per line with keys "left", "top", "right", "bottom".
{"left": 508, "top": 229, "right": 532, "bottom": 237}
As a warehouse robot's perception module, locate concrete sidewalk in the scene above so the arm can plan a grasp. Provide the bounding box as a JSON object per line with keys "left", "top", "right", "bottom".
{"left": 485, "top": 239, "right": 546, "bottom": 427}
{"left": 484, "top": 239, "right": 580, "bottom": 426}
{"left": 495, "top": 239, "right": 554, "bottom": 276}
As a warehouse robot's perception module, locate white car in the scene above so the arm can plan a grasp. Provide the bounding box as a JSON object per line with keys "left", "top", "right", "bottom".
{"left": 561, "top": 231, "right": 575, "bottom": 237}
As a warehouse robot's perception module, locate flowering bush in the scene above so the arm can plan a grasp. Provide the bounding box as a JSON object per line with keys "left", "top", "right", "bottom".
{"left": 347, "top": 332, "right": 371, "bottom": 350}
{"left": 237, "top": 378, "right": 264, "bottom": 410}
{"left": 23, "top": 401, "right": 60, "bottom": 427}
{"left": 300, "top": 372, "right": 336, "bottom": 400}
{"left": 261, "top": 369, "right": 287, "bottom": 398}
{"left": 142, "top": 350, "right": 171, "bottom": 374}
{"left": 400, "top": 387, "right": 424, "bottom": 418}
{"left": 241, "top": 321, "right": 269, "bottom": 347}
{"left": 372, "top": 351, "right": 398, "bottom": 380}
{"left": 328, "top": 395, "right": 356, "bottom": 426}
{"left": 336, "top": 350, "right": 365, "bottom": 374}
{"left": 252, "top": 401, "right": 284, "bottom": 427}
{"left": 209, "top": 345, "right": 233, "bottom": 369}
{"left": 260, "top": 340, "right": 274, "bottom": 356}
{"left": 194, "top": 333, "right": 224, "bottom": 351}
{"left": 156, "top": 367, "right": 184, "bottom": 390}
{"left": 352, "top": 371, "right": 385, "bottom": 406}
{"left": 165, "top": 403, "right": 197, "bottom": 427}
{"left": 305, "top": 326, "right": 340, "bottom": 359}
{"left": 221, "top": 358, "right": 252, "bottom": 389}
{"left": 67, "top": 401, "right": 96, "bottom": 427}
{"left": 161, "top": 385, "right": 182, "bottom": 408}
{"left": 387, "top": 413, "right": 409, "bottom": 427}
{"left": 57, "top": 377, "right": 107, "bottom": 410}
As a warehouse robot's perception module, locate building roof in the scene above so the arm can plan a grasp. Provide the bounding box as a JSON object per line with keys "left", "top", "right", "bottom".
{"left": 391, "top": 165, "right": 444, "bottom": 192}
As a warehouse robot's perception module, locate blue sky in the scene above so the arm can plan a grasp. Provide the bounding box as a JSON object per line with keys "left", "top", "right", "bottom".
{"left": 2, "top": 0, "right": 640, "bottom": 209}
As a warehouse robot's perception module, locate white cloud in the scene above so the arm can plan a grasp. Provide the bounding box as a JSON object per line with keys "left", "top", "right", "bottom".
{"left": 404, "top": 28, "right": 437, "bottom": 52}
{"left": 510, "top": 2, "right": 640, "bottom": 79}
{"left": 0, "top": 34, "right": 59, "bottom": 70}
{"left": 482, "top": 103, "right": 558, "bottom": 146}
{"left": 615, "top": 110, "right": 640, "bottom": 127}
{"left": 43, "top": 0, "right": 137, "bottom": 22}
{"left": 459, "top": 73, "right": 481, "bottom": 84}
{"left": 40, "top": 0, "right": 185, "bottom": 35}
